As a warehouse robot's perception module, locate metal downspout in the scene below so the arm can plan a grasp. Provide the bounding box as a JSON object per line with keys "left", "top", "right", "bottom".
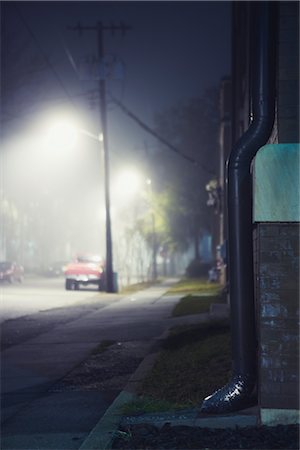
{"left": 201, "top": 2, "right": 276, "bottom": 414}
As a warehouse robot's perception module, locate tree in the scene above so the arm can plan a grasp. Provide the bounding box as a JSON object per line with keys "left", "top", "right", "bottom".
{"left": 146, "top": 87, "right": 220, "bottom": 260}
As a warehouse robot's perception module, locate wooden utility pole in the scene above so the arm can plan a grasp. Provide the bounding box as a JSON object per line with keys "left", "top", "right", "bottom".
{"left": 68, "top": 21, "right": 132, "bottom": 292}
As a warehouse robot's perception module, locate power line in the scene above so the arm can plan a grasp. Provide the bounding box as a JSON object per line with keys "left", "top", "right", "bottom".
{"left": 109, "top": 93, "right": 216, "bottom": 176}
{"left": 9, "top": 6, "right": 216, "bottom": 178}
{"left": 13, "top": 4, "right": 78, "bottom": 110}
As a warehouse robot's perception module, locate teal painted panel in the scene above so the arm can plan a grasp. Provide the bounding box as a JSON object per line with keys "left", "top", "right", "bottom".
{"left": 253, "top": 144, "right": 300, "bottom": 222}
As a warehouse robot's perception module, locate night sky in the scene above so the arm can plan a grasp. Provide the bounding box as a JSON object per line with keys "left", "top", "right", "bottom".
{"left": 2, "top": 1, "right": 231, "bottom": 161}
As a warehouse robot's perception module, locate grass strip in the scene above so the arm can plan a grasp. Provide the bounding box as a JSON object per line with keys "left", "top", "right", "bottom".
{"left": 172, "top": 294, "right": 220, "bottom": 317}
{"left": 120, "top": 280, "right": 160, "bottom": 294}
{"left": 167, "top": 277, "right": 221, "bottom": 295}
{"left": 122, "top": 320, "right": 231, "bottom": 414}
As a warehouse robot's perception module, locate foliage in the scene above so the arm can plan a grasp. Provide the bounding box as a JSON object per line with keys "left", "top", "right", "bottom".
{"left": 115, "top": 225, "right": 153, "bottom": 286}
{"left": 144, "top": 88, "right": 220, "bottom": 258}
{"left": 135, "top": 186, "right": 189, "bottom": 255}
{"left": 153, "top": 88, "right": 219, "bottom": 182}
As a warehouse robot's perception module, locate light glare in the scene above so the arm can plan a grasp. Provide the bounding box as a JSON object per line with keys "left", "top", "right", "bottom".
{"left": 45, "top": 120, "right": 79, "bottom": 150}
{"left": 114, "top": 169, "right": 142, "bottom": 199}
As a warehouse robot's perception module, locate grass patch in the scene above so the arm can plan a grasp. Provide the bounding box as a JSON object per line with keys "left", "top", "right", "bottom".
{"left": 172, "top": 294, "right": 220, "bottom": 317}
{"left": 120, "top": 397, "right": 177, "bottom": 415}
{"left": 91, "top": 340, "right": 115, "bottom": 354}
{"left": 167, "top": 277, "right": 221, "bottom": 296}
{"left": 123, "top": 320, "right": 231, "bottom": 413}
{"left": 120, "top": 280, "right": 161, "bottom": 295}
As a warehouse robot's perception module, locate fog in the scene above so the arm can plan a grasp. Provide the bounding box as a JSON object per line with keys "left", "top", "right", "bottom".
{"left": 1, "top": 112, "right": 104, "bottom": 269}
{"left": 0, "top": 110, "right": 176, "bottom": 286}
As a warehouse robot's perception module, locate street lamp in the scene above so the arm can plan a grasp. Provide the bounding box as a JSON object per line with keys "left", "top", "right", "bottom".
{"left": 113, "top": 168, "right": 143, "bottom": 201}
{"left": 44, "top": 116, "right": 115, "bottom": 293}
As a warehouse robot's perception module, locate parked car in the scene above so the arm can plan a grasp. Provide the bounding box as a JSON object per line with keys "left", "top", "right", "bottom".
{"left": 63, "top": 254, "right": 105, "bottom": 291}
{"left": 0, "top": 261, "right": 24, "bottom": 283}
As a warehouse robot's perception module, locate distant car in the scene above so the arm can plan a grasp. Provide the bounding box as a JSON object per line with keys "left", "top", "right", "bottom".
{"left": 0, "top": 261, "right": 24, "bottom": 283}
{"left": 63, "top": 255, "right": 105, "bottom": 291}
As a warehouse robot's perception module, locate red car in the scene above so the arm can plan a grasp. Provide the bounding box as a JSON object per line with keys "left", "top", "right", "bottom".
{"left": 64, "top": 255, "right": 105, "bottom": 291}
{"left": 0, "top": 261, "right": 24, "bottom": 283}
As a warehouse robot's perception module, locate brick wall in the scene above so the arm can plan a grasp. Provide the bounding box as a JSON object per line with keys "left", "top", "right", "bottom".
{"left": 256, "top": 223, "right": 299, "bottom": 409}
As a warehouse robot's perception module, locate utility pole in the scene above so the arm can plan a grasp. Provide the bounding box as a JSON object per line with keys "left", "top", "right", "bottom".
{"left": 68, "top": 21, "right": 132, "bottom": 292}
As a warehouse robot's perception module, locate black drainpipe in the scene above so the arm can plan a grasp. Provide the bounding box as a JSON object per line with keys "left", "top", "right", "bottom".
{"left": 201, "top": 2, "right": 276, "bottom": 414}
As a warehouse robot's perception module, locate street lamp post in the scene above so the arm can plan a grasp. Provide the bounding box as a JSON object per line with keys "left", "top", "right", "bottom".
{"left": 82, "top": 126, "right": 114, "bottom": 293}
{"left": 97, "top": 22, "right": 114, "bottom": 293}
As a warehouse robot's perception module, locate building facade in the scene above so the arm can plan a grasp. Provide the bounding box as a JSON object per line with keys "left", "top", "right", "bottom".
{"left": 203, "top": 2, "right": 299, "bottom": 423}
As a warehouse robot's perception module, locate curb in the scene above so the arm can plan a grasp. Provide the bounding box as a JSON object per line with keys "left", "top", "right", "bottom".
{"left": 79, "top": 343, "right": 162, "bottom": 450}
{"left": 121, "top": 410, "right": 258, "bottom": 429}
{"left": 79, "top": 390, "right": 136, "bottom": 450}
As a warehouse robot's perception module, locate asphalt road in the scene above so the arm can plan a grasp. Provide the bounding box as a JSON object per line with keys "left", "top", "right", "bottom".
{"left": 1, "top": 278, "right": 181, "bottom": 449}
{"left": 0, "top": 276, "right": 105, "bottom": 323}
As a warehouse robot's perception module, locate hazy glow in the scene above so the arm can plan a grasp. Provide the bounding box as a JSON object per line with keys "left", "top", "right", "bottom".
{"left": 79, "top": 129, "right": 103, "bottom": 142}
{"left": 113, "top": 168, "right": 143, "bottom": 201}
{"left": 2, "top": 107, "right": 105, "bottom": 269}
{"left": 97, "top": 205, "right": 116, "bottom": 222}
{"left": 45, "top": 119, "right": 79, "bottom": 150}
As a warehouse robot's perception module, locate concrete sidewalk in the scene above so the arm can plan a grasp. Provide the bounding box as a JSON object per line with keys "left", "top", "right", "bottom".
{"left": 1, "top": 280, "right": 233, "bottom": 450}
{"left": 1, "top": 279, "right": 185, "bottom": 449}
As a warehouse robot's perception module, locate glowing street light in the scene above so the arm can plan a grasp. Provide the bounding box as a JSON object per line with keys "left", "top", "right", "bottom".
{"left": 113, "top": 168, "right": 143, "bottom": 202}
{"left": 44, "top": 115, "right": 115, "bottom": 292}
{"left": 44, "top": 119, "right": 79, "bottom": 150}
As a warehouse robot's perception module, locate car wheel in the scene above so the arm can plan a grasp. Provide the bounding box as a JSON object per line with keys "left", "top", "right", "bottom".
{"left": 65, "top": 279, "right": 71, "bottom": 290}
{"left": 69, "top": 280, "right": 79, "bottom": 290}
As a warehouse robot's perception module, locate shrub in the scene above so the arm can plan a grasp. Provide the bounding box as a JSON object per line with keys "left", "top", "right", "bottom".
{"left": 186, "top": 259, "right": 211, "bottom": 278}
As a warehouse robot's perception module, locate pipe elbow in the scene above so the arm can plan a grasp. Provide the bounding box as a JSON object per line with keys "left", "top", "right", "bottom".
{"left": 200, "top": 374, "right": 256, "bottom": 414}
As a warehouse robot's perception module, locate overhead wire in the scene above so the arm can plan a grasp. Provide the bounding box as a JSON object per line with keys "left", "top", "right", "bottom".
{"left": 9, "top": 5, "right": 217, "bottom": 176}
{"left": 108, "top": 92, "right": 216, "bottom": 176}
{"left": 13, "top": 3, "right": 78, "bottom": 110}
